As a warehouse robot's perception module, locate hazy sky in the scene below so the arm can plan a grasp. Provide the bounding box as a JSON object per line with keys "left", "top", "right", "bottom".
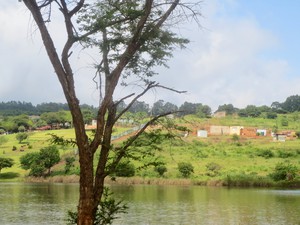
{"left": 1, "top": 0, "right": 300, "bottom": 111}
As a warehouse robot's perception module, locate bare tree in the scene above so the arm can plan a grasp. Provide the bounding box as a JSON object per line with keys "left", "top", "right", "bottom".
{"left": 20, "top": 0, "right": 201, "bottom": 224}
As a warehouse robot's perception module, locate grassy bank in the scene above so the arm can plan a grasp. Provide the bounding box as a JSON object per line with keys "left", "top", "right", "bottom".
{"left": 1, "top": 120, "right": 300, "bottom": 188}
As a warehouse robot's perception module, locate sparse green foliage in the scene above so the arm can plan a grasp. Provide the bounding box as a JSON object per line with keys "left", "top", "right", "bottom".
{"left": 206, "top": 162, "right": 221, "bottom": 177}
{"left": 65, "top": 156, "right": 76, "bottom": 174}
{"left": 281, "top": 117, "right": 289, "bottom": 126}
{"left": 232, "top": 134, "right": 240, "bottom": 143}
{"left": 67, "top": 187, "right": 128, "bottom": 225}
{"left": 0, "top": 157, "right": 14, "bottom": 173}
{"left": 178, "top": 162, "right": 194, "bottom": 178}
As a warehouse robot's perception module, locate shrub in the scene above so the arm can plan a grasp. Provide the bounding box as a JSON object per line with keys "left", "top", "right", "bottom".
{"left": 114, "top": 161, "right": 135, "bottom": 177}
{"left": 256, "top": 149, "right": 274, "bottom": 159}
{"left": 0, "top": 157, "right": 14, "bottom": 173}
{"left": 154, "top": 165, "right": 167, "bottom": 177}
{"left": 177, "top": 162, "right": 194, "bottom": 178}
{"left": 270, "top": 162, "right": 298, "bottom": 181}
{"left": 281, "top": 117, "right": 289, "bottom": 126}
{"left": 16, "top": 132, "right": 29, "bottom": 143}
{"left": 206, "top": 162, "right": 221, "bottom": 177}
{"left": 277, "top": 150, "right": 295, "bottom": 158}
{"left": 65, "top": 157, "right": 76, "bottom": 174}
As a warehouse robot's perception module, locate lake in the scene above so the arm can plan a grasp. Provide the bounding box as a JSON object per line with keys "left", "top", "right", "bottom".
{"left": 0, "top": 183, "right": 299, "bottom": 225}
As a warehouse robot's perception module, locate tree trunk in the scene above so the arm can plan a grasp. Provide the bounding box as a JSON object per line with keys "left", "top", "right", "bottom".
{"left": 76, "top": 144, "right": 94, "bottom": 225}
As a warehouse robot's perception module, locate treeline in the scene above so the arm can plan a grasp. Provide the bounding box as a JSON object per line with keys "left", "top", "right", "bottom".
{"left": 1, "top": 94, "right": 300, "bottom": 118}
{"left": 0, "top": 101, "right": 70, "bottom": 116}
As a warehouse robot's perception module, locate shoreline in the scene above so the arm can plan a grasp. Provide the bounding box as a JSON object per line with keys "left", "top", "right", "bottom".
{"left": 14, "top": 175, "right": 300, "bottom": 188}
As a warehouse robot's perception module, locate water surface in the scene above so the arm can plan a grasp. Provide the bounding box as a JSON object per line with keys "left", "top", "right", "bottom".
{"left": 0, "top": 183, "right": 299, "bottom": 225}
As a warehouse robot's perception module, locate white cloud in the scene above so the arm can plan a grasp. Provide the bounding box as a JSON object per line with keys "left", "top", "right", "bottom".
{"left": 0, "top": 1, "right": 299, "bottom": 111}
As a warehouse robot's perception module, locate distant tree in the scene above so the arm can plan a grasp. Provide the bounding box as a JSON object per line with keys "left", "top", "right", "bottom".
{"left": 0, "top": 157, "right": 14, "bottom": 173}
{"left": 128, "top": 101, "right": 150, "bottom": 114}
{"left": 178, "top": 162, "right": 194, "bottom": 178}
{"left": 152, "top": 100, "right": 165, "bottom": 116}
{"left": 281, "top": 95, "right": 300, "bottom": 112}
{"left": 36, "top": 102, "right": 69, "bottom": 113}
{"left": 16, "top": 132, "right": 29, "bottom": 143}
{"left": 152, "top": 100, "right": 178, "bottom": 116}
{"left": 179, "top": 102, "right": 201, "bottom": 116}
{"left": 20, "top": 152, "right": 40, "bottom": 170}
{"left": 196, "top": 104, "right": 211, "bottom": 118}
{"left": 216, "top": 104, "right": 237, "bottom": 115}
{"left": 82, "top": 109, "right": 95, "bottom": 125}
{"left": 18, "top": 125, "right": 26, "bottom": 132}
{"left": 266, "top": 111, "right": 277, "bottom": 119}
{"left": 271, "top": 101, "right": 286, "bottom": 113}
{"left": 238, "top": 105, "right": 261, "bottom": 117}
{"left": 39, "top": 146, "right": 61, "bottom": 175}
{"left": 20, "top": 146, "right": 60, "bottom": 176}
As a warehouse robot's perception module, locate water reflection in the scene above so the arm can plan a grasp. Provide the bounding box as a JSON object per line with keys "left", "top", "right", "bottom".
{"left": 0, "top": 183, "right": 299, "bottom": 225}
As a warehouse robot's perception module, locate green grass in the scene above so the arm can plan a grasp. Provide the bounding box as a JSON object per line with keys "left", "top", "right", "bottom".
{"left": 0, "top": 115, "right": 300, "bottom": 187}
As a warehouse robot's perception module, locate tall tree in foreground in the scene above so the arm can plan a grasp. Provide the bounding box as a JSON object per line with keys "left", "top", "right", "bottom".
{"left": 20, "top": 1, "right": 201, "bottom": 224}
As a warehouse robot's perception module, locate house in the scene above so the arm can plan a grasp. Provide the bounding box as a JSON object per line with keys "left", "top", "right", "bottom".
{"left": 210, "top": 125, "right": 230, "bottom": 135}
{"left": 257, "top": 129, "right": 267, "bottom": 136}
{"left": 230, "top": 126, "right": 243, "bottom": 135}
{"left": 213, "top": 111, "right": 226, "bottom": 118}
{"left": 197, "top": 130, "right": 208, "bottom": 138}
{"left": 274, "top": 133, "right": 286, "bottom": 142}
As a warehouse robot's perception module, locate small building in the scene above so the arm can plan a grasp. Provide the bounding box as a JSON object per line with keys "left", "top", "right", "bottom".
{"left": 274, "top": 133, "right": 286, "bottom": 142}
{"left": 210, "top": 125, "right": 230, "bottom": 135}
{"left": 230, "top": 126, "right": 243, "bottom": 136}
{"left": 257, "top": 129, "right": 267, "bottom": 136}
{"left": 213, "top": 111, "right": 226, "bottom": 118}
{"left": 197, "top": 130, "right": 208, "bottom": 138}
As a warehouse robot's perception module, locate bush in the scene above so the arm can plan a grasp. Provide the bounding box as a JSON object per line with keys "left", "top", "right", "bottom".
{"left": 65, "top": 157, "right": 76, "bottom": 174}
{"left": 16, "top": 132, "right": 29, "bottom": 143}
{"left": 154, "top": 165, "right": 167, "bottom": 177}
{"left": 277, "top": 150, "right": 295, "bottom": 158}
{"left": 114, "top": 161, "right": 135, "bottom": 177}
{"left": 177, "top": 162, "right": 194, "bottom": 178}
{"left": 19, "top": 146, "right": 61, "bottom": 176}
{"left": 206, "top": 162, "right": 221, "bottom": 177}
{"left": 256, "top": 149, "right": 274, "bottom": 159}
{"left": 270, "top": 162, "right": 298, "bottom": 181}
{"left": 0, "top": 157, "right": 14, "bottom": 173}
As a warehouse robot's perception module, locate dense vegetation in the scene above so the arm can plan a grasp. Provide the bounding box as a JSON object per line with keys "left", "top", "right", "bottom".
{"left": 2, "top": 94, "right": 300, "bottom": 134}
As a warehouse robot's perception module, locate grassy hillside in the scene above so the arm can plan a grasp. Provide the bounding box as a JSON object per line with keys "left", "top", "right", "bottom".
{"left": 0, "top": 115, "right": 300, "bottom": 187}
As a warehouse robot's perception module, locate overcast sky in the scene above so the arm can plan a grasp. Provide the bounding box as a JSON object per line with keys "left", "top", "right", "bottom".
{"left": 1, "top": 0, "right": 300, "bottom": 111}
